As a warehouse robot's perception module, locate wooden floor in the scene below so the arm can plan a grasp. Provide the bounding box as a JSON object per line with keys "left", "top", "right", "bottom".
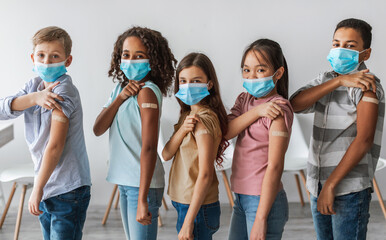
{"left": 0, "top": 202, "right": 385, "bottom": 239}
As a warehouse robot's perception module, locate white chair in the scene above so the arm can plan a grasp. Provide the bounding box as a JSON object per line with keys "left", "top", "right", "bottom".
{"left": 373, "top": 157, "right": 386, "bottom": 219}
{"left": 215, "top": 140, "right": 235, "bottom": 207}
{"left": 0, "top": 162, "right": 34, "bottom": 240}
{"left": 284, "top": 115, "right": 310, "bottom": 206}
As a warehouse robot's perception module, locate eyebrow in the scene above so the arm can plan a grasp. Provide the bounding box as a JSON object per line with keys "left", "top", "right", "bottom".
{"left": 122, "top": 49, "right": 147, "bottom": 54}
{"left": 243, "top": 64, "right": 268, "bottom": 68}
{"left": 333, "top": 39, "right": 358, "bottom": 43}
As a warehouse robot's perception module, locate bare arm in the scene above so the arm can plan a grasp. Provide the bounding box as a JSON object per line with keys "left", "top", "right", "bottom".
{"left": 250, "top": 116, "right": 289, "bottom": 240}
{"left": 136, "top": 87, "right": 160, "bottom": 225}
{"left": 28, "top": 109, "right": 69, "bottom": 216}
{"left": 93, "top": 81, "right": 143, "bottom": 136}
{"left": 162, "top": 114, "right": 199, "bottom": 161}
{"left": 178, "top": 122, "right": 216, "bottom": 240}
{"left": 317, "top": 90, "right": 378, "bottom": 215}
{"left": 291, "top": 69, "right": 376, "bottom": 113}
{"left": 225, "top": 100, "right": 286, "bottom": 140}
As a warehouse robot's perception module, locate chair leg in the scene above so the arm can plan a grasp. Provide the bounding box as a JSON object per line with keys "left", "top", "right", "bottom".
{"left": 0, "top": 182, "right": 17, "bottom": 229}
{"left": 162, "top": 197, "right": 168, "bottom": 211}
{"left": 102, "top": 184, "right": 118, "bottom": 225}
{"left": 14, "top": 184, "right": 27, "bottom": 240}
{"left": 294, "top": 174, "right": 305, "bottom": 207}
{"left": 114, "top": 189, "right": 120, "bottom": 209}
{"left": 373, "top": 177, "right": 386, "bottom": 219}
{"left": 158, "top": 215, "right": 163, "bottom": 227}
{"left": 221, "top": 170, "right": 234, "bottom": 207}
{"left": 299, "top": 170, "right": 310, "bottom": 201}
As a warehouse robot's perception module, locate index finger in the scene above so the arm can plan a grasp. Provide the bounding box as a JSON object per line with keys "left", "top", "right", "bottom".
{"left": 51, "top": 93, "right": 64, "bottom": 101}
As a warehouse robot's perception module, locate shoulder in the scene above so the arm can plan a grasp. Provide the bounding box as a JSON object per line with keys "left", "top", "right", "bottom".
{"left": 138, "top": 81, "right": 162, "bottom": 104}
{"left": 235, "top": 92, "right": 250, "bottom": 103}
{"left": 52, "top": 75, "right": 77, "bottom": 96}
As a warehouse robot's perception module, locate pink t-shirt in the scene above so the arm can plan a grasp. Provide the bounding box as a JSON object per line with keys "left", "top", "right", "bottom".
{"left": 229, "top": 92, "right": 293, "bottom": 196}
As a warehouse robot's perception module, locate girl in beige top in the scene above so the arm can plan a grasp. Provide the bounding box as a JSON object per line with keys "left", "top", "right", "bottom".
{"left": 162, "top": 53, "right": 228, "bottom": 240}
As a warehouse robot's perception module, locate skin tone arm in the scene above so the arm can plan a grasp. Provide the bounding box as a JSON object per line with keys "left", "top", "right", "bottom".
{"left": 317, "top": 91, "right": 378, "bottom": 215}
{"left": 162, "top": 114, "right": 200, "bottom": 161}
{"left": 136, "top": 88, "right": 160, "bottom": 225}
{"left": 178, "top": 122, "right": 216, "bottom": 240}
{"left": 225, "top": 100, "right": 286, "bottom": 140}
{"left": 28, "top": 109, "right": 69, "bottom": 216}
{"left": 11, "top": 81, "right": 64, "bottom": 111}
{"left": 250, "top": 116, "right": 289, "bottom": 240}
{"left": 93, "top": 81, "right": 144, "bottom": 136}
{"left": 290, "top": 69, "right": 376, "bottom": 113}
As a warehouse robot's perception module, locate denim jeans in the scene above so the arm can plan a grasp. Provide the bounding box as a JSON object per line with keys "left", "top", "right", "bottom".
{"left": 39, "top": 185, "right": 91, "bottom": 240}
{"left": 228, "top": 190, "right": 288, "bottom": 240}
{"left": 118, "top": 185, "right": 163, "bottom": 240}
{"left": 310, "top": 184, "right": 371, "bottom": 240}
{"left": 172, "top": 200, "right": 221, "bottom": 240}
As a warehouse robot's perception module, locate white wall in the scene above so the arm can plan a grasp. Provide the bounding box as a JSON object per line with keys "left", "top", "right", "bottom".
{"left": 0, "top": 0, "right": 385, "bottom": 207}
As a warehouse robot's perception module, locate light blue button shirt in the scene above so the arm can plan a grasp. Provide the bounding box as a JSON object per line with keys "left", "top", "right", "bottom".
{"left": 0, "top": 74, "right": 91, "bottom": 200}
{"left": 104, "top": 81, "right": 165, "bottom": 188}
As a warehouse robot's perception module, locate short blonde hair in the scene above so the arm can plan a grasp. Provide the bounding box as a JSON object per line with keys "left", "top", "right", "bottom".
{"left": 32, "top": 26, "right": 72, "bottom": 57}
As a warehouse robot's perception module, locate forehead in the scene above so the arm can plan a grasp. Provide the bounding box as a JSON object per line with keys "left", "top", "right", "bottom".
{"left": 34, "top": 40, "right": 65, "bottom": 53}
{"left": 333, "top": 27, "right": 363, "bottom": 44}
{"left": 122, "top": 36, "right": 147, "bottom": 51}
{"left": 179, "top": 66, "right": 207, "bottom": 78}
{"left": 244, "top": 50, "right": 269, "bottom": 66}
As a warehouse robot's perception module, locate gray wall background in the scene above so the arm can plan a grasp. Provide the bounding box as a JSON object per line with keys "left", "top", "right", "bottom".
{"left": 0, "top": 0, "right": 385, "bottom": 208}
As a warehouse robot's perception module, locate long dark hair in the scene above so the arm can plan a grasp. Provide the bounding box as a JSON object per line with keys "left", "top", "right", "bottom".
{"left": 175, "top": 53, "right": 229, "bottom": 166}
{"left": 241, "top": 39, "right": 289, "bottom": 99}
{"left": 108, "top": 26, "right": 177, "bottom": 95}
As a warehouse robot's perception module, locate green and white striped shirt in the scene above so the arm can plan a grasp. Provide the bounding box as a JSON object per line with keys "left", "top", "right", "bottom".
{"left": 291, "top": 63, "right": 385, "bottom": 197}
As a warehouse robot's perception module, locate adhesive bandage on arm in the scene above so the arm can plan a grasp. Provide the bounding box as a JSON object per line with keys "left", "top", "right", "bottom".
{"left": 362, "top": 96, "right": 379, "bottom": 104}
{"left": 195, "top": 129, "right": 209, "bottom": 136}
{"left": 52, "top": 115, "right": 68, "bottom": 123}
{"left": 141, "top": 103, "right": 158, "bottom": 109}
{"left": 271, "top": 131, "right": 289, "bottom": 137}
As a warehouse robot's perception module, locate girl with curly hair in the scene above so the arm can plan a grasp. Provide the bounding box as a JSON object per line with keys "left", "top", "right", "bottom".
{"left": 93, "top": 26, "right": 176, "bottom": 240}
{"left": 162, "top": 53, "right": 228, "bottom": 240}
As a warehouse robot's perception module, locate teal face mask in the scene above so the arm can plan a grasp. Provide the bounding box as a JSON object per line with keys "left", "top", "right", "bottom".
{"left": 33, "top": 61, "right": 67, "bottom": 82}
{"left": 120, "top": 59, "right": 151, "bottom": 81}
{"left": 327, "top": 48, "right": 366, "bottom": 75}
{"left": 175, "top": 83, "right": 210, "bottom": 105}
{"left": 243, "top": 71, "right": 278, "bottom": 98}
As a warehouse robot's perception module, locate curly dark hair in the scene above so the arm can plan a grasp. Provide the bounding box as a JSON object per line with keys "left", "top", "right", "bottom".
{"left": 108, "top": 26, "right": 177, "bottom": 95}
{"left": 175, "top": 53, "right": 229, "bottom": 167}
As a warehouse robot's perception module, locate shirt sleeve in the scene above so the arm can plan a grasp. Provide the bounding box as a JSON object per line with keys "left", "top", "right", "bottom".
{"left": 0, "top": 81, "right": 32, "bottom": 120}
{"left": 348, "top": 75, "right": 384, "bottom": 106}
{"left": 289, "top": 73, "right": 325, "bottom": 114}
{"left": 52, "top": 82, "right": 77, "bottom": 119}
{"left": 195, "top": 110, "right": 219, "bottom": 138}
{"left": 262, "top": 101, "right": 294, "bottom": 134}
{"left": 228, "top": 92, "right": 247, "bottom": 121}
{"left": 103, "top": 84, "right": 121, "bottom": 108}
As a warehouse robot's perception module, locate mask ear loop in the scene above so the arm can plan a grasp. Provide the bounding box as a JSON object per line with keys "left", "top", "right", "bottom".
{"left": 272, "top": 69, "right": 280, "bottom": 85}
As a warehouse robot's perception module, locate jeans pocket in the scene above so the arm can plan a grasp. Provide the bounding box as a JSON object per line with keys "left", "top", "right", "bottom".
{"left": 203, "top": 202, "right": 220, "bottom": 231}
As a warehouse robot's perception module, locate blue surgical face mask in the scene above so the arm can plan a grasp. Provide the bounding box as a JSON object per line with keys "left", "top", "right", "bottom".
{"left": 327, "top": 48, "right": 366, "bottom": 75}
{"left": 33, "top": 60, "right": 67, "bottom": 83}
{"left": 243, "top": 70, "right": 278, "bottom": 98}
{"left": 120, "top": 59, "right": 151, "bottom": 81}
{"left": 175, "top": 83, "right": 210, "bottom": 106}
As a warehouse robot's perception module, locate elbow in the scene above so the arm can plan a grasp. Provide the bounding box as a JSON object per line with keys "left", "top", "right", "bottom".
{"left": 198, "top": 171, "right": 214, "bottom": 183}
{"left": 267, "top": 163, "right": 284, "bottom": 176}
{"left": 357, "top": 135, "right": 375, "bottom": 152}
{"left": 161, "top": 149, "right": 172, "bottom": 161}
{"left": 142, "top": 144, "right": 157, "bottom": 157}
{"left": 93, "top": 126, "right": 103, "bottom": 137}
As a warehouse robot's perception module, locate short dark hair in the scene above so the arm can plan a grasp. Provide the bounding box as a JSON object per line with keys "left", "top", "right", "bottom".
{"left": 334, "top": 18, "right": 372, "bottom": 49}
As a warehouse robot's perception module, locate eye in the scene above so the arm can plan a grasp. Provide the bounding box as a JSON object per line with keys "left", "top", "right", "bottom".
{"left": 136, "top": 55, "right": 145, "bottom": 59}
{"left": 52, "top": 55, "right": 60, "bottom": 59}
{"left": 38, "top": 53, "right": 44, "bottom": 58}
{"left": 179, "top": 79, "right": 186, "bottom": 84}
{"left": 243, "top": 68, "right": 250, "bottom": 73}
{"left": 257, "top": 68, "right": 265, "bottom": 73}
{"left": 122, "top": 53, "right": 129, "bottom": 58}
{"left": 332, "top": 43, "right": 340, "bottom": 48}
{"left": 193, "top": 79, "right": 201, "bottom": 83}
{"left": 346, "top": 44, "right": 355, "bottom": 48}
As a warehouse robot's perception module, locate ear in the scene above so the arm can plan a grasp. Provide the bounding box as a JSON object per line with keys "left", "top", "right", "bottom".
{"left": 31, "top": 54, "right": 35, "bottom": 63}
{"left": 274, "top": 66, "right": 285, "bottom": 82}
{"left": 207, "top": 80, "right": 214, "bottom": 90}
{"left": 65, "top": 55, "right": 73, "bottom": 67}
{"left": 362, "top": 48, "right": 371, "bottom": 61}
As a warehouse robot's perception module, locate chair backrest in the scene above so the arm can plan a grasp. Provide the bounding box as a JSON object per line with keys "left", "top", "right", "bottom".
{"left": 157, "top": 125, "right": 167, "bottom": 163}
{"left": 286, "top": 115, "right": 309, "bottom": 159}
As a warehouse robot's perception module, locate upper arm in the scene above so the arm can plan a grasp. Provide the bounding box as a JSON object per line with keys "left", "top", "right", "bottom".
{"left": 138, "top": 88, "right": 159, "bottom": 148}
{"left": 48, "top": 109, "right": 69, "bottom": 149}
{"left": 228, "top": 93, "right": 245, "bottom": 121}
{"left": 356, "top": 91, "right": 378, "bottom": 143}
{"left": 195, "top": 122, "right": 215, "bottom": 174}
{"left": 268, "top": 116, "right": 289, "bottom": 168}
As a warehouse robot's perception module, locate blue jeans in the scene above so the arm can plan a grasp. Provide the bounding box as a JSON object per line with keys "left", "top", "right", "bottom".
{"left": 310, "top": 184, "right": 371, "bottom": 240}
{"left": 118, "top": 185, "right": 163, "bottom": 240}
{"left": 228, "top": 190, "right": 288, "bottom": 240}
{"left": 172, "top": 200, "right": 220, "bottom": 240}
{"left": 39, "top": 185, "right": 90, "bottom": 240}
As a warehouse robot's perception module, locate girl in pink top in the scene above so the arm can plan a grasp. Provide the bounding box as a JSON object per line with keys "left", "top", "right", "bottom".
{"left": 227, "top": 39, "right": 293, "bottom": 240}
